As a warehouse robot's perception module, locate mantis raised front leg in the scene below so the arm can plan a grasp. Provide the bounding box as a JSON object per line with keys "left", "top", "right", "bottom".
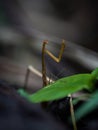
{"left": 42, "top": 40, "right": 65, "bottom": 87}
{"left": 24, "top": 40, "right": 65, "bottom": 89}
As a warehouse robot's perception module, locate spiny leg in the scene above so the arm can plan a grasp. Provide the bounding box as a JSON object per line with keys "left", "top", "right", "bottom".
{"left": 24, "top": 65, "right": 42, "bottom": 89}
{"left": 42, "top": 40, "right": 48, "bottom": 87}
{"left": 45, "top": 40, "right": 65, "bottom": 63}
{"left": 42, "top": 40, "right": 65, "bottom": 87}
{"left": 24, "top": 65, "right": 53, "bottom": 89}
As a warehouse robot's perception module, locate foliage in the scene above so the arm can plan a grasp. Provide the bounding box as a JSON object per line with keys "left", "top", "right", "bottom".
{"left": 28, "top": 74, "right": 94, "bottom": 102}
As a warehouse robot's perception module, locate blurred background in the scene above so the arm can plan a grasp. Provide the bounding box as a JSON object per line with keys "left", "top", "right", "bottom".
{"left": 0, "top": 0, "right": 97, "bottom": 90}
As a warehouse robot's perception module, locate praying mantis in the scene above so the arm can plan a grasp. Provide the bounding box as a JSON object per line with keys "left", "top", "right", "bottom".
{"left": 18, "top": 39, "right": 98, "bottom": 104}
{"left": 18, "top": 40, "right": 98, "bottom": 130}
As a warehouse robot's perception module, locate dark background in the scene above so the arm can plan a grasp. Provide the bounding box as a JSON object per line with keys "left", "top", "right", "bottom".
{"left": 0, "top": 0, "right": 97, "bottom": 89}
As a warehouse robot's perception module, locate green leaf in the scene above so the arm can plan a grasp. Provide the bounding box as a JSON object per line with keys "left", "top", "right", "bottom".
{"left": 28, "top": 74, "right": 94, "bottom": 103}
{"left": 91, "top": 68, "right": 98, "bottom": 80}
{"left": 18, "top": 89, "right": 29, "bottom": 98}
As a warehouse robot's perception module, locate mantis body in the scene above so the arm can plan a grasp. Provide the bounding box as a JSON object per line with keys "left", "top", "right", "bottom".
{"left": 18, "top": 40, "right": 98, "bottom": 130}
